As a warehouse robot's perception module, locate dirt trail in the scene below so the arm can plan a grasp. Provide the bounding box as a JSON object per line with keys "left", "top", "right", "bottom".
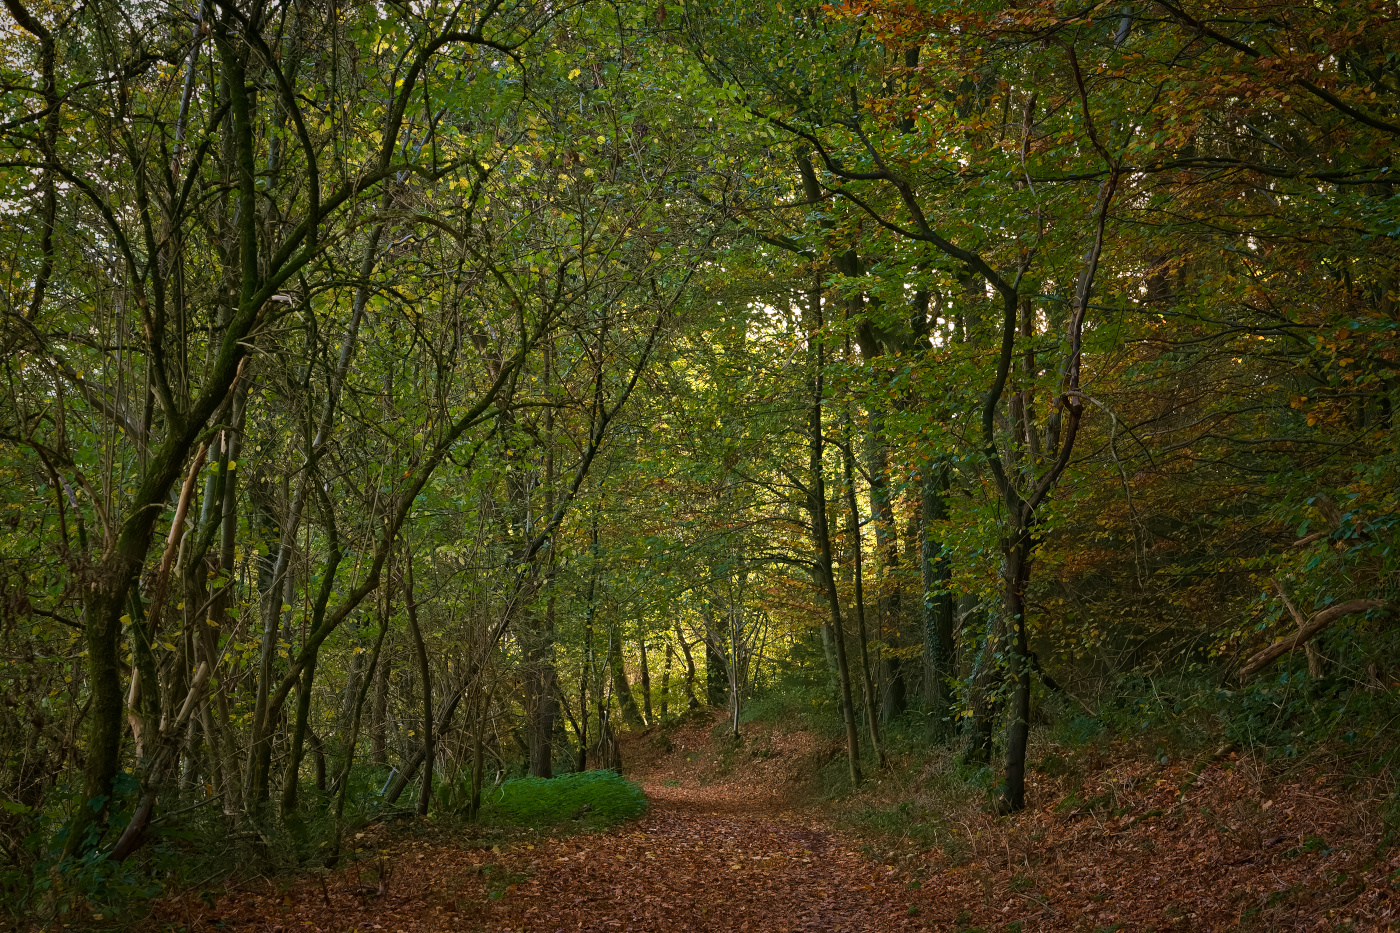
{"left": 486, "top": 790, "right": 922, "bottom": 932}
{"left": 477, "top": 713, "right": 923, "bottom": 931}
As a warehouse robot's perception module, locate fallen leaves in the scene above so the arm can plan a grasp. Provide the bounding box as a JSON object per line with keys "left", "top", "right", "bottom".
{"left": 147, "top": 712, "right": 1400, "bottom": 933}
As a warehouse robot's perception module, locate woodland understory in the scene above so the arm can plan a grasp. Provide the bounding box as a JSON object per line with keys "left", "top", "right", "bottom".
{"left": 0, "top": 0, "right": 1398, "bottom": 927}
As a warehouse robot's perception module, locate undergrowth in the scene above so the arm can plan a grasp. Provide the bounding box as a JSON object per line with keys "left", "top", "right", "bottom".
{"left": 822, "top": 660, "right": 1400, "bottom": 867}
{"left": 3, "top": 764, "right": 648, "bottom": 928}
{"left": 478, "top": 771, "right": 647, "bottom": 832}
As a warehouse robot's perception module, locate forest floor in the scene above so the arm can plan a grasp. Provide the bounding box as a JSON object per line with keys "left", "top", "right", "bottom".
{"left": 149, "top": 710, "right": 1400, "bottom": 933}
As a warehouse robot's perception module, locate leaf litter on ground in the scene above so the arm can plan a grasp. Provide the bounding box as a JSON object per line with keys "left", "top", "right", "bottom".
{"left": 148, "top": 711, "right": 1400, "bottom": 932}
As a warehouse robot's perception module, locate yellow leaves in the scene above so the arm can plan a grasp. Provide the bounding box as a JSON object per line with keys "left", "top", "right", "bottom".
{"left": 568, "top": 68, "right": 581, "bottom": 80}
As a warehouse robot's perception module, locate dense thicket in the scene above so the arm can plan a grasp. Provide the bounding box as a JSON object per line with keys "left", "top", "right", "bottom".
{"left": 1, "top": 0, "right": 1395, "bottom": 920}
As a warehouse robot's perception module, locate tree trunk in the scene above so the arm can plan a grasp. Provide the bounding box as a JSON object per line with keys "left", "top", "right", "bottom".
{"left": 676, "top": 623, "right": 699, "bottom": 709}
{"left": 920, "top": 464, "right": 956, "bottom": 739}
{"left": 660, "top": 641, "right": 674, "bottom": 719}
{"left": 308, "top": 730, "right": 327, "bottom": 794}
{"left": 326, "top": 614, "right": 388, "bottom": 866}
{"left": 965, "top": 599, "right": 1004, "bottom": 766}
{"left": 404, "top": 549, "right": 434, "bottom": 815}
{"left": 371, "top": 638, "right": 390, "bottom": 766}
{"left": 608, "top": 630, "right": 647, "bottom": 731}
{"left": 468, "top": 711, "right": 486, "bottom": 820}
{"left": 279, "top": 517, "right": 343, "bottom": 818}
{"left": 527, "top": 651, "right": 557, "bottom": 778}
{"left": 802, "top": 274, "right": 862, "bottom": 786}
{"left": 639, "top": 637, "right": 653, "bottom": 726}
{"left": 528, "top": 365, "right": 559, "bottom": 777}
{"left": 999, "top": 528, "right": 1034, "bottom": 813}
{"left": 705, "top": 635, "right": 730, "bottom": 708}
{"left": 841, "top": 408, "right": 884, "bottom": 766}
{"left": 279, "top": 651, "right": 318, "bottom": 816}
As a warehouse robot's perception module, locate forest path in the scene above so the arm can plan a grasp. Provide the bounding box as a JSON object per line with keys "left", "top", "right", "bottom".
{"left": 167, "top": 783, "right": 920, "bottom": 933}
{"left": 482, "top": 782, "right": 924, "bottom": 932}
{"left": 480, "top": 712, "right": 923, "bottom": 931}
{"left": 167, "top": 714, "right": 924, "bottom": 933}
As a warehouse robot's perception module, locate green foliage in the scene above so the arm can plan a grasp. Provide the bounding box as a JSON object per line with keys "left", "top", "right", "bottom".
{"left": 743, "top": 652, "right": 849, "bottom": 739}
{"left": 480, "top": 771, "right": 647, "bottom": 831}
{"left": 847, "top": 800, "right": 949, "bottom": 851}
{"left": 737, "top": 693, "right": 805, "bottom": 728}
{"left": 1062, "top": 666, "right": 1400, "bottom": 767}
{"left": 0, "top": 0, "right": 1398, "bottom": 916}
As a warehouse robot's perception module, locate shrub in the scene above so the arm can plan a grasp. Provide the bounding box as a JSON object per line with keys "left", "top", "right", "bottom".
{"left": 482, "top": 771, "right": 646, "bottom": 831}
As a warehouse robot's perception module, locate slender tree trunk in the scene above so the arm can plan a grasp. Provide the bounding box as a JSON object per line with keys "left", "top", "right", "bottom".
{"left": 279, "top": 652, "right": 318, "bottom": 816}
{"left": 468, "top": 704, "right": 486, "bottom": 820}
{"left": 999, "top": 528, "right": 1034, "bottom": 812}
{"left": 841, "top": 406, "right": 884, "bottom": 767}
{"left": 336, "top": 651, "right": 365, "bottom": 737}
{"left": 705, "top": 632, "right": 730, "bottom": 708}
{"left": 579, "top": 593, "right": 592, "bottom": 773}
{"left": 920, "top": 464, "right": 956, "bottom": 739}
{"left": 676, "top": 623, "right": 698, "bottom": 709}
{"left": 326, "top": 612, "right": 388, "bottom": 867}
{"left": 802, "top": 276, "right": 862, "bottom": 786}
{"left": 639, "top": 637, "right": 653, "bottom": 726}
{"left": 529, "top": 358, "right": 559, "bottom": 778}
{"left": 527, "top": 613, "right": 557, "bottom": 778}
{"left": 371, "top": 638, "right": 390, "bottom": 766}
{"left": 308, "top": 730, "right": 327, "bottom": 794}
{"left": 965, "top": 599, "right": 1004, "bottom": 766}
{"left": 279, "top": 508, "right": 343, "bottom": 817}
{"left": 608, "top": 630, "right": 646, "bottom": 730}
{"left": 660, "top": 641, "right": 673, "bottom": 719}
{"left": 577, "top": 505, "right": 600, "bottom": 771}
{"left": 867, "top": 429, "right": 906, "bottom": 724}
{"left": 405, "top": 548, "right": 433, "bottom": 815}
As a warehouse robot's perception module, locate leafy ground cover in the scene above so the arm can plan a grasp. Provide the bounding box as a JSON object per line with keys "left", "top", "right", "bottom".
{"left": 137, "top": 709, "right": 1399, "bottom": 933}
{"left": 481, "top": 770, "right": 648, "bottom": 832}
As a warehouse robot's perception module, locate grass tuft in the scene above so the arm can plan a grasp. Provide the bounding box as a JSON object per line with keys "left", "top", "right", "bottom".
{"left": 482, "top": 770, "right": 647, "bottom": 831}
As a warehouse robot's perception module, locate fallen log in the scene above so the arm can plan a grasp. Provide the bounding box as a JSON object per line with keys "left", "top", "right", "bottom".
{"left": 1237, "top": 599, "right": 1388, "bottom": 682}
